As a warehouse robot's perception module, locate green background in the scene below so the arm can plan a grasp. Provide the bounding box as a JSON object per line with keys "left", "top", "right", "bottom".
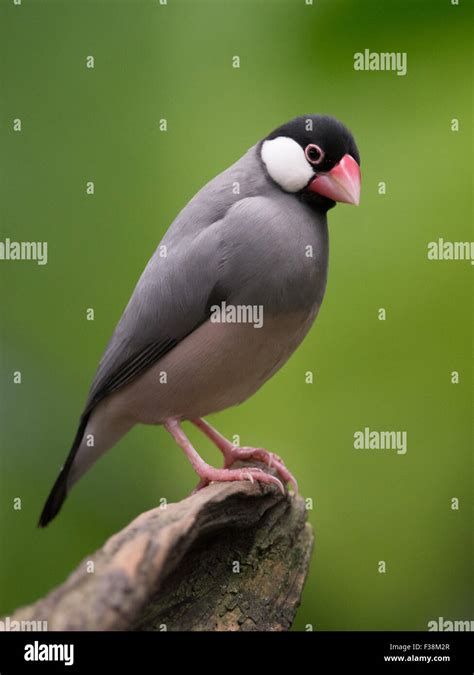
{"left": 0, "top": 0, "right": 472, "bottom": 630}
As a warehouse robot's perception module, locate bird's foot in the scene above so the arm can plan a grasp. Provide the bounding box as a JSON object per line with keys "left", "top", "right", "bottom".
{"left": 190, "top": 418, "right": 298, "bottom": 493}
{"left": 223, "top": 446, "right": 298, "bottom": 493}
{"left": 163, "top": 418, "right": 288, "bottom": 497}
{"left": 192, "top": 465, "right": 285, "bottom": 494}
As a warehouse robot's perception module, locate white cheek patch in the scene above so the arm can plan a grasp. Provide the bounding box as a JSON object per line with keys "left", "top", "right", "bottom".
{"left": 261, "top": 136, "right": 314, "bottom": 192}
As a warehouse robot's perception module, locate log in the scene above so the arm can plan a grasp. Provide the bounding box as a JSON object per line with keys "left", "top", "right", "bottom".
{"left": 8, "top": 463, "right": 314, "bottom": 631}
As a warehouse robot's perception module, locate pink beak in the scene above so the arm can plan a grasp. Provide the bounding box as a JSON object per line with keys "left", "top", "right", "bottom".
{"left": 309, "top": 154, "right": 361, "bottom": 205}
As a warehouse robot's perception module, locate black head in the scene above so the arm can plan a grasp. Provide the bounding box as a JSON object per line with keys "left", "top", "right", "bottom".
{"left": 260, "top": 114, "right": 361, "bottom": 211}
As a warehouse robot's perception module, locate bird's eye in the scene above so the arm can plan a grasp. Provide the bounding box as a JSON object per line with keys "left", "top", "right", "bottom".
{"left": 305, "top": 144, "right": 324, "bottom": 165}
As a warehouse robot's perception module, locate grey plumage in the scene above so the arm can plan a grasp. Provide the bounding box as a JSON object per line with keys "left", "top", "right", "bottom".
{"left": 39, "top": 115, "right": 359, "bottom": 526}
{"left": 88, "top": 145, "right": 328, "bottom": 404}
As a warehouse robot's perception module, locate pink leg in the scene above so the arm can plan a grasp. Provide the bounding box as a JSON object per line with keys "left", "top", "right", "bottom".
{"left": 163, "top": 419, "right": 285, "bottom": 494}
{"left": 191, "top": 417, "right": 298, "bottom": 493}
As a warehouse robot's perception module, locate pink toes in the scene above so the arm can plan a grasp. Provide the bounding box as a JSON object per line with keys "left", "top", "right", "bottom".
{"left": 189, "top": 419, "right": 297, "bottom": 494}
{"left": 168, "top": 419, "right": 295, "bottom": 497}
{"left": 224, "top": 447, "right": 298, "bottom": 493}
{"left": 239, "top": 468, "right": 285, "bottom": 494}
{"left": 193, "top": 465, "right": 285, "bottom": 494}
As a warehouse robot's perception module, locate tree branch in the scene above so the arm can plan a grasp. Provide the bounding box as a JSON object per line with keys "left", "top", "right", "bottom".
{"left": 9, "top": 464, "right": 314, "bottom": 631}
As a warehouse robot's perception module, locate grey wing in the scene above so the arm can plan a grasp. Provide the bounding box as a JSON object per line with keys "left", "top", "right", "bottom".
{"left": 83, "top": 191, "right": 306, "bottom": 414}
{"left": 38, "top": 220, "right": 227, "bottom": 527}
{"left": 83, "top": 222, "right": 226, "bottom": 415}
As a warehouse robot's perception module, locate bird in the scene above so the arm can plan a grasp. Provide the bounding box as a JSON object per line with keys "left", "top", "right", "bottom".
{"left": 38, "top": 114, "right": 361, "bottom": 527}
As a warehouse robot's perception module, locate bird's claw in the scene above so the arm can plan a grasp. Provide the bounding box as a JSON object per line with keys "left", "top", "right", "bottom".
{"left": 192, "top": 465, "right": 285, "bottom": 495}
{"left": 224, "top": 446, "right": 298, "bottom": 494}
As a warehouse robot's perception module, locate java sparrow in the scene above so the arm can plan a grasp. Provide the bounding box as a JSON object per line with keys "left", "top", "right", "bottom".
{"left": 38, "top": 114, "right": 361, "bottom": 526}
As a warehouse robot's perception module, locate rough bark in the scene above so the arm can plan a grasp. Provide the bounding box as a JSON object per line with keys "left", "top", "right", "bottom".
{"left": 8, "top": 464, "right": 314, "bottom": 631}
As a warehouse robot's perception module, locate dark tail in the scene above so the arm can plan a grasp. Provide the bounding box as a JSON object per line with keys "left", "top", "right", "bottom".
{"left": 38, "top": 414, "right": 90, "bottom": 528}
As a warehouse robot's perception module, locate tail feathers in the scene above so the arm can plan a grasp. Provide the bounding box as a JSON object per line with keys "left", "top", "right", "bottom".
{"left": 37, "top": 468, "right": 69, "bottom": 528}
{"left": 38, "top": 414, "right": 90, "bottom": 528}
